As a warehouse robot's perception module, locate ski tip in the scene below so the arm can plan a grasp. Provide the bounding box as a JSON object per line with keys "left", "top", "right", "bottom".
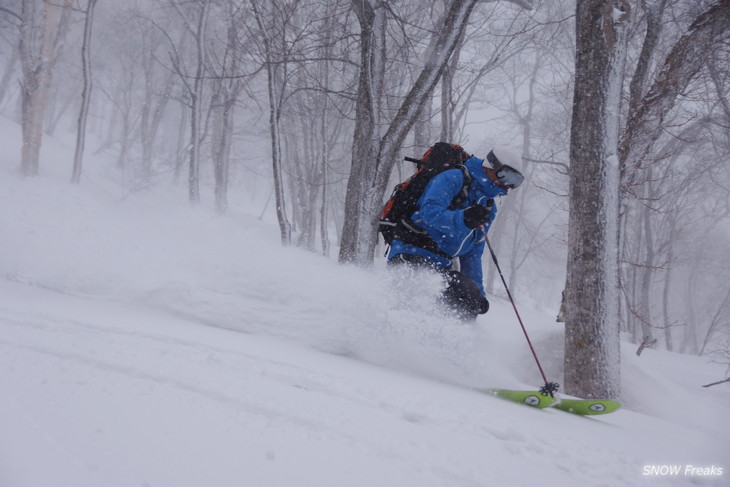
{"left": 553, "top": 398, "right": 622, "bottom": 415}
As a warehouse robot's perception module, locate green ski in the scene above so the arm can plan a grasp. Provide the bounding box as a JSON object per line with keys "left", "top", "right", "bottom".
{"left": 552, "top": 398, "right": 621, "bottom": 415}
{"left": 481, "top": 389, "right": 558, "bottom": 409}
{"left": 480, "top": 388, "right": 621, "bottom": 416}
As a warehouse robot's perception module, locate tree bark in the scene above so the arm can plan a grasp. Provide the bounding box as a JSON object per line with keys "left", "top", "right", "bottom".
{"left": 19, "top": 0, "right": 71, "bottom": 176}
{"left": 251, "top": 0, "right": 292, "bottom": 245}
{"left": 638, "top": 170, "right": 656, "bottom": 345}
{"left": 626, "top": 0, "right": 669, "bottom": 121}
{"left": 564, "top": 1, "right": 630, "bottom": 399}
{"left": 188, "top": 0, "right": 210, "bottom": 204}
{"left": 661, "top": 215, "right": 676, "bottom": 351}
{"left": 71, "top": 0, "right": 98, "bottom": 184}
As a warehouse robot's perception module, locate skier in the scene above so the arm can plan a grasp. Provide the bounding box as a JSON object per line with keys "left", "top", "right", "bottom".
{"left": 386, "top": 146, "right": 524, "bottom": 321}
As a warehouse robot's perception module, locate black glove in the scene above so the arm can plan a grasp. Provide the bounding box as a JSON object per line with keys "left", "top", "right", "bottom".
{"left": 463, "top": 204, "right": 491, "bottom": 228}
{"left": 478, "top": 296, "right": 490, "bottom": 314}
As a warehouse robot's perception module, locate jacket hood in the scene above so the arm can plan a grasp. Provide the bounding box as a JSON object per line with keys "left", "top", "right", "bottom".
{"left": 464, "top": 156, "right": 509, "bottom": 202}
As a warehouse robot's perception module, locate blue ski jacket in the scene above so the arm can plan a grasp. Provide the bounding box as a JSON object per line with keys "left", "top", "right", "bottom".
{"left": 387, "top": 155, "right": 509, "bottom": 295}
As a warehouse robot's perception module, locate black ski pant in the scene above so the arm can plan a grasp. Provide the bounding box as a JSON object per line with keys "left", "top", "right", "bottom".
{"left": 388, "top": 253, "right": 489, "bottom": 321}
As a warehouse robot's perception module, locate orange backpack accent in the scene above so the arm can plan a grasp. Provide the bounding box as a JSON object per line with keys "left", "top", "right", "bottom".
{"left": 379, "top": 143, "right": 471, "bottom": 250}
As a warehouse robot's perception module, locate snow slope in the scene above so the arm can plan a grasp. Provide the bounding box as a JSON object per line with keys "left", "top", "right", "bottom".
{"left": 1, "top": 118, "right": 728, "bottom": 486}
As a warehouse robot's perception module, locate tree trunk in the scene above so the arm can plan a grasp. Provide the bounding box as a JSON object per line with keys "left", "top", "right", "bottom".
{"left": 338, "top": 0, "right": 386, "bottom": 264}
{"left": 71, "top": 0, "right": 98, "bottom": 184}
{"left": 626, "top": 0, "right": 668, "bottom": 120}
{"left": 213, "top": 96, "right": 235, "bottom": 214}
{"left": 212, "top": 16, "right": 243, "bottom": 215}
{"left": 661, "top": 216, "right": 676, "bottom": 351}
{"left": 141, "top": 58, "right": 176, "bottom": 178}
{"left": 188, "top": 0, "right": 210, "bottom": 204}
{"left": 174, "top": 104, "right": 188, "bottom": 181}
{"left": 319, "top": 21, "right": 332, "bottom": 257}
{"left": 564, "top": 1, "right": 630, "bottom": 399}
{"left": 19, "top": 0, "right": 70, "bottom": 176}
{"left": 681, "top": 272, "right": 699, "bottom": 354}
{"left": 251, "top": 0, "right": 292, "bottom": 245}
{"left": 638, "top": 179, "right": 656, "bottom": 345}
{"left": 0, "top": 49, "right": 19, "bottom": 107}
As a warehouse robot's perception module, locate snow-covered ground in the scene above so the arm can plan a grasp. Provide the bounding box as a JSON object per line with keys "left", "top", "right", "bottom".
{"left": 1, "top": 118, "right": 728, "bottom": 486}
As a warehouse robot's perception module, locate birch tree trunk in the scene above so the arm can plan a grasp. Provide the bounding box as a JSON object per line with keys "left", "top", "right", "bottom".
{"left": 114, "top": 72, "right": 136, "bottom": 169}
{"left": 564, "top": 1, "right": 630, "bottom": 399}
{"left": 19, "top": 0, "right": 70, "bottom": 177}
{"left": 251, "top": 0, "right": 291, "bottom": 245}
{"left": 212, "top": 94, "right": 235, "bottom": 214}
{"left": 71, "top": 0, "right": 98, "bottom": 184}
{"left": 188, "top": 0, "right": 209, "bottom": 204}
{"left": 211, "top": 12, "right": 244, "bottom": 215}
{"left": 319, "top": 18, "right": 333, "bottom": 257}
{"left": 661, "top": 215, "right": 676, "bottom": 351}
{"left": 638, "top": 171, "right": 656, "bottom": 346}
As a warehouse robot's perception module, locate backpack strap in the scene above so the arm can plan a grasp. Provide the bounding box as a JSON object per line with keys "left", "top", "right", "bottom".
{"left": 448, "top": 165, "right": 471, "bottom": 209}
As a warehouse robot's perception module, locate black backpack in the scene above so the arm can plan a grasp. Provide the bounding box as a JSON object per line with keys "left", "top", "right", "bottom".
{"left": 379, "top": 142, "right": 471, "bottom": 256}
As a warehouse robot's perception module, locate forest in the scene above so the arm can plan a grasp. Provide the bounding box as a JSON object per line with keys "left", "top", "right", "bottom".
{"left": 1, "top": 0, "right": 729, "bottom": 397}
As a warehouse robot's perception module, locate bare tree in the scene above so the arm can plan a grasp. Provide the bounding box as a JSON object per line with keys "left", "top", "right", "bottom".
{"left": 564, "top": 0, "right": 730, "bottom": 397}
{"left": 617, "top": 0, "right": 730, "bottom": 350}
{"left": 162, "top": 0, "right": 211, "bottom": 203}
{"left": 71, "top": 0, "right": 99, "bottom": 184}
{"left": 187, "top": 0, "right": 209, "bottom": 203}
{"left": 619, "top": 0, "right": 730, "bottom": 188}
{"left": 19, "top": 0, "right": 72, "bottom": 176}
{"left": 563, "top": 1, "right": 631, "bottom": 399}
{"left": 138, "top": 19, "right": 180, "bottom": 180}
{"left": 250, "top": 0, "right": 293, "bottom": 244}
{"left": 208, "top": 2, "right": 249, "bottom": 214}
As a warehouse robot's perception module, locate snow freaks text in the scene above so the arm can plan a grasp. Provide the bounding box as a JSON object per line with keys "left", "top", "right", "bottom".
{"left": 642, "top": 465, "right": 723, "bottom": 477}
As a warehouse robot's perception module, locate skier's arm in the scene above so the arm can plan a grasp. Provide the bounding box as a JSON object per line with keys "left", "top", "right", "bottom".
{"left": 460, "top": 204, "right": 497, "bottom": 295}
{"left": 413, "top": 171, "right": 473, "bottom": 255}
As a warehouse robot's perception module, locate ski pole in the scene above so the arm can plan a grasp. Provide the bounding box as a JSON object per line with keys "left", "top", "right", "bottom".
{"left": 481, "top": 228, "right": 559, "bottom": 397}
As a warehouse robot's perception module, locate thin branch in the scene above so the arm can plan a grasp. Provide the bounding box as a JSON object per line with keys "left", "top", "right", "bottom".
{"left": 0, "top": 7, "right": 22, "bottom": 24}
{"left": 702, "top": 378, "right": 730, "bottom": 388}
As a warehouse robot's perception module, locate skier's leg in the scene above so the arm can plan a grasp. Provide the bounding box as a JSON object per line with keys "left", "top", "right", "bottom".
{"left": 388, "top": 255, "right": 487, "bottom": 321}
{"left": 441, "top": 270, "right": 488, "bottom": 321}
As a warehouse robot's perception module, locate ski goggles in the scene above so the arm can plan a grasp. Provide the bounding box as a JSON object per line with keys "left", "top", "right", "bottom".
{"left": 486, "top": 149, "right": 524, "bottom": 189}
{"left": 496, "top": 165, "right": 524, "bottom": 189}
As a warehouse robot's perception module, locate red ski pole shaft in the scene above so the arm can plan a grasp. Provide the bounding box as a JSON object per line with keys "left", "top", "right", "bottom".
{"left": 482, "top": 230, "right": 552, "bottom": 387}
